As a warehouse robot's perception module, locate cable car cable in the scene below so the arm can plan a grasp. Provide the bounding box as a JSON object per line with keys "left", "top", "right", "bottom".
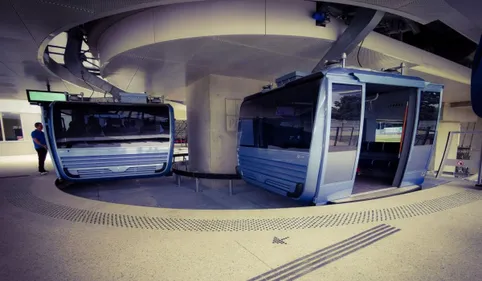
{"left": 357, "top": 39, "right": 364, "bottom": 68}
{"left": 81, "top": 71, "right": 95, "bottom": 98}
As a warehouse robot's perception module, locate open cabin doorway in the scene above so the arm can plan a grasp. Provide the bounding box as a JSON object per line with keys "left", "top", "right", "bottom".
{"left": 352, "top": 84, "right": 416, "bottom": 195}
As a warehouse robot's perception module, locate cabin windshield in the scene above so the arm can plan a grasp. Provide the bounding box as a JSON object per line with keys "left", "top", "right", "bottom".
{"left": 238, "top": 78, "right": 321, "bottom": 151}
{"left": 51, "top": 102, "right": 171, "bottom": 149}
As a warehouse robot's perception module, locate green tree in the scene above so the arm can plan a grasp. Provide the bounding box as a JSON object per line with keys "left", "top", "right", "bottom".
{"left": 419, "top": 92, "right": 440, "bottom": 120}
{"left": 332, "top": 95, "right": 362, "bottom": 120}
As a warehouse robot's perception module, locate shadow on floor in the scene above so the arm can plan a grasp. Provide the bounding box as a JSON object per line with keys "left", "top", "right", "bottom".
{"left": 64, "top": 176, "right": 309, "bottom": 210}
{"left": 0, "top": 154, "right": 461, "bottom": 210}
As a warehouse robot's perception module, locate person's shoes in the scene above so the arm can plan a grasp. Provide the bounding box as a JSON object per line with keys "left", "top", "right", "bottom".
{"left": 40, "top": 171, "right": 49, "bottom": 176}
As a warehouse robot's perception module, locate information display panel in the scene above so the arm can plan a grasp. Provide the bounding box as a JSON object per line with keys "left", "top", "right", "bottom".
{"left": 27, "top": 90, "right": 67, "bottom": 104}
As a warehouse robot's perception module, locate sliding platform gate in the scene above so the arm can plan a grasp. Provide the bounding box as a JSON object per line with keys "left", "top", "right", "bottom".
{"left": 436, "top": 130, "right": 482, "bottom": 186}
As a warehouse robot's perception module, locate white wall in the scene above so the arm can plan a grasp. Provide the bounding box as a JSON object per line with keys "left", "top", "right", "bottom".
{"left": 442, "top": 104, "right": 478, "bottom": 123}
{"left": 0, "top": 100, "right": 42, "bottom": 157}
{"left": 168, "top": 101, "right": 187, "bottom": 120}
{"left": 0, "top": 100, "right": 41, "bottom": 114}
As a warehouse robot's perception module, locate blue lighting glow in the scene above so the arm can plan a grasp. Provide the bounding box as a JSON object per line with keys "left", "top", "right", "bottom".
{"left": 312, "top": 12, "right": 326, "bottom": 22}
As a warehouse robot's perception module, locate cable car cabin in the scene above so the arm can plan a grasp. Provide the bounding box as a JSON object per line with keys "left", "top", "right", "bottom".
{"left": 45, "top": 101, "right": 175, "bottom": 182}
{"left": 236, "top": 67, "right": 442, "bottom": 205}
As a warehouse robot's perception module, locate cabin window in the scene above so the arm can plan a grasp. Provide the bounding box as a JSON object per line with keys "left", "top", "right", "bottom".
{"left": 52, "top": 103, "right": 171, "bottom": 148}
{"left": 414, "top": 91, "right": 441, "bottom": 146}
{"left": 375, "top": 120, "right": 404, "bottom": 142}
{"left": 238, "top": 79, "right": 321, "bottom": 151}
{"left": 238, "top": 119, "right": 255, "bottom": 147}
{"left": 328, "top": 83, "right": 362, "bottom": 152}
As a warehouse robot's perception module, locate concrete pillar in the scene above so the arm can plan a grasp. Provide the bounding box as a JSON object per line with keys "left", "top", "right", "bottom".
{"left": 186, "top": 75, "right": 269, "bottom": 187}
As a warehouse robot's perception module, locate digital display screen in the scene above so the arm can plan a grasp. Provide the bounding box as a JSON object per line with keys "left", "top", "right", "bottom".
{"left": 27, "top": 90, "right": 67, "bottom": 103}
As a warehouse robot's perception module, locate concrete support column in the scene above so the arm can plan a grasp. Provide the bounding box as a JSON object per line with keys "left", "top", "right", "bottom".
{"left": 186, "top": 75, "right": 269, "bottom": 187}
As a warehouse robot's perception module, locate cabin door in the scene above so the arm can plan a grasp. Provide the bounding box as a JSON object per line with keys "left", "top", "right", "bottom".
{"left": 314, "top": 81, "right": 365, "bottom": 203}
{"left": 399, "top": 86, "right": 443, "bottom": 186}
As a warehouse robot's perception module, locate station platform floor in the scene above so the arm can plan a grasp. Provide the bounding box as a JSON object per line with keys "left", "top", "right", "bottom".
{"left": 1, "top": 156, "right": 482, "bottom": 280}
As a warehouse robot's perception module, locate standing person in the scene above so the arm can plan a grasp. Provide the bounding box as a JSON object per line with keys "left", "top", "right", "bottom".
{"left": 32, "top": 122, "right": 48, "bottom": 175}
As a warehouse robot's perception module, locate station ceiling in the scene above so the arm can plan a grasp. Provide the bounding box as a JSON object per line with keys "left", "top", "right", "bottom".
{"left": 102, "top": 35, "right": 470, "bottom": 103}
{"left": 0, "top": 0, "right": 480, "bottom": 103}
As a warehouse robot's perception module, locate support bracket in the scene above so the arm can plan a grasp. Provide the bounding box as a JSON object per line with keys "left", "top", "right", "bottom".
{"left": 64, "top": 28, "right": 122, "bottom": 100}
{"left": 312, "top": 8, "right": 385, "bottom": 73}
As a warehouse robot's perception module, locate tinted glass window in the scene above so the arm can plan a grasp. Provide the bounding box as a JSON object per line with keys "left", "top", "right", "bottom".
{"left": 415, "top": 91, "right": 441, "bottom": 146}
{"left": 238, "top": 119, "right": 255, "bottom": 147}
{"left": 238, "top": 79, "right": 321, "bottom": 151}
{"left": 1, "top": 113, "right": 23, "bottom": 141}
{"left": 52, "top": 103, "right": 170, "bottom": 148}
{"left": 328, "top": 84, "right": 362, "bottom": 152}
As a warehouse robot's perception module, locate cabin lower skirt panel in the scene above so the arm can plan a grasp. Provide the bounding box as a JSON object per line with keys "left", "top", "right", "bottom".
{"left": 237, "top": 147, "right": 309, "bottom": 199}
{"left": 401, "top": 170, "right": 426, "bottom": 187}
{"left": 57, "top": 151, "right": 171, "bottom": 180}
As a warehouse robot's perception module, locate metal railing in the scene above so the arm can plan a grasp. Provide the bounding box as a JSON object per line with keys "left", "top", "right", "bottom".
{"left": 331, "top": 126, "right": 358, "bottom": 147}
{"left": 171, "top": 153, "right": 240, "bottom": 195}
{"left": 173, "top": 153, "right": 189, "bottom": 165}
{"left": 436, "top": 130, "right": 482, "bottom": 186}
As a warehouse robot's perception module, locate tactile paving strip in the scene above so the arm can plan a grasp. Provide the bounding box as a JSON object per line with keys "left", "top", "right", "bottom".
{"left": 5, "top": 188, "right": 482, "bottom": 232}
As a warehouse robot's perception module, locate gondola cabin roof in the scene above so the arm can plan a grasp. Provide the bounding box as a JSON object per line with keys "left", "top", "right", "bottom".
{"left": 244, "top": 67, "right": 430, "bottom": 102}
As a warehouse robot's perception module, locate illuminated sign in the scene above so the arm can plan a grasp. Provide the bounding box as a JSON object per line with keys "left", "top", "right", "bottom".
{"left": 26, "top": 90, "right": 67, "bottom": 104}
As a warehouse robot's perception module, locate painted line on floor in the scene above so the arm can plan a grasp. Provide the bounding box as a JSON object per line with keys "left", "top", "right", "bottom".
{"left": 248, "top": 224, "right": 400, "bottom": 281}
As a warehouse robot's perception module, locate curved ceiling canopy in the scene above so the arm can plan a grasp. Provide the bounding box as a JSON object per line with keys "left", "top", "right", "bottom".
{"left": 0, "top": 0, "right": 477, "bottom": 102}
{"left": 96, "top": 0, "right": 471, "bottom": 86}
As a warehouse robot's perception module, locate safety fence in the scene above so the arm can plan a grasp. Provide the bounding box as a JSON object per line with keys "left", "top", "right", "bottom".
{"left": 436, "top": 131, "right": 482, "bottom": 186}
{"left": 174, "top": 120, "right": 188, "bottom": 146}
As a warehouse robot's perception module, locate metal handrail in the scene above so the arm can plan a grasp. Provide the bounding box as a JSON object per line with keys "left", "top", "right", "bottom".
{"left": 436, "top": 130, "right": 482, "bottom": 186}
{"left": 171, "top": 160, "right": 240, "bottom": 195}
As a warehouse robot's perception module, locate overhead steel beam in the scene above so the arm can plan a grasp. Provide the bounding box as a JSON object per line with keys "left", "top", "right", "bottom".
{"left": 64, "top": 28, "right": 122, "bottom": 100}
{"left": 312, "top": 8, "right": 385, "bottom": 73}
